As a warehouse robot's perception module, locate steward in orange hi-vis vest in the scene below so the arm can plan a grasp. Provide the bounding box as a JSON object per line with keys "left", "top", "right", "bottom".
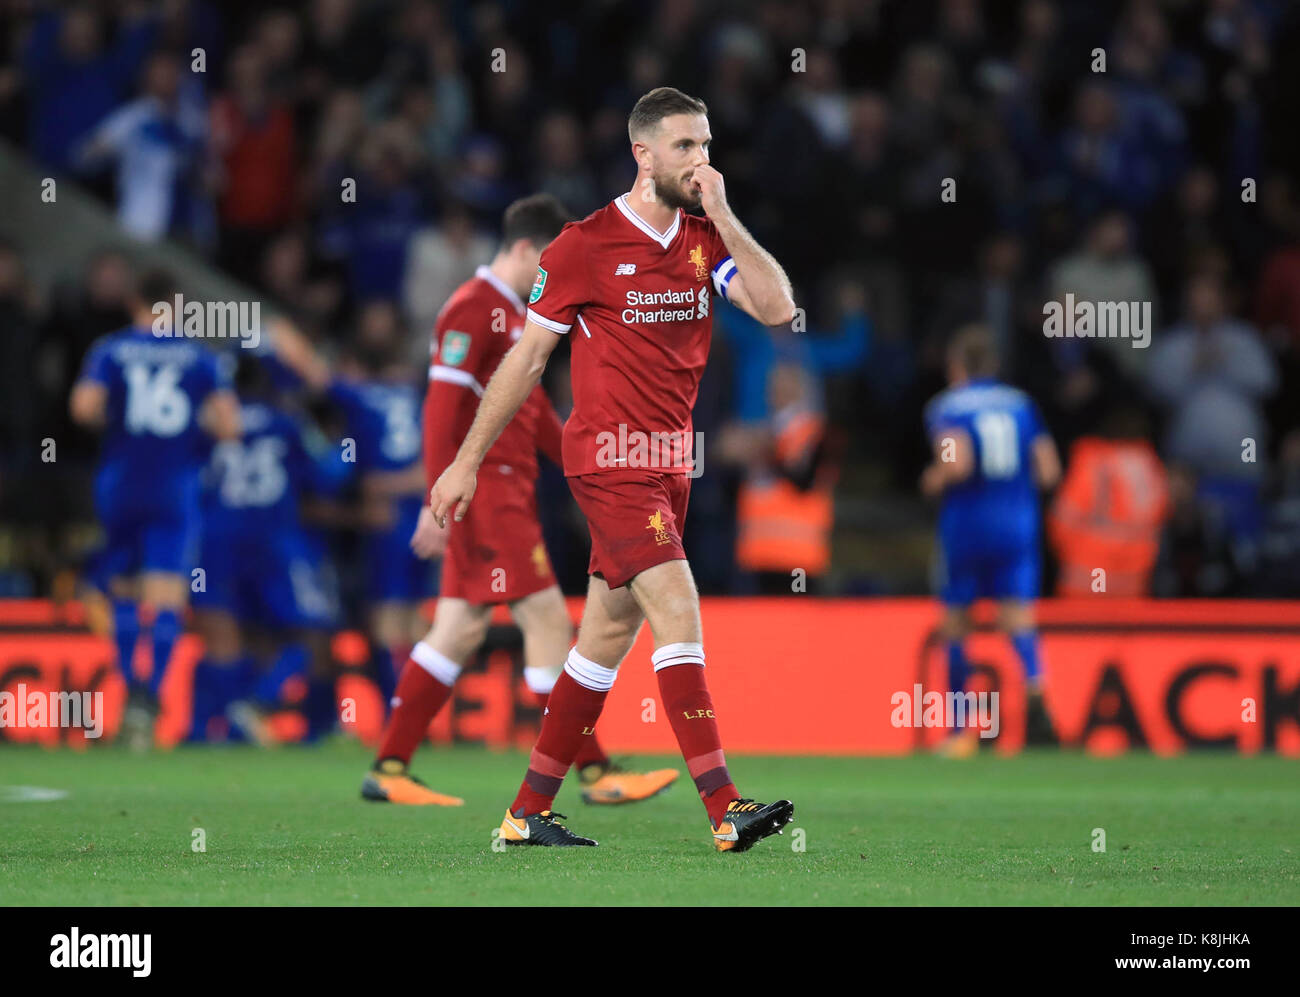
{"left": 1049, "top": 436, "right": 1170, "bottom": 596}
{"left": 736, "top": 367, "right": 837, "bottom": 586}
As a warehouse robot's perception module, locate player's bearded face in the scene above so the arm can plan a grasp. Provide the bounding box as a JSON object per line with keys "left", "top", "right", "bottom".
{"left": 650, "top": 162, "right": 702, "bottom": 210}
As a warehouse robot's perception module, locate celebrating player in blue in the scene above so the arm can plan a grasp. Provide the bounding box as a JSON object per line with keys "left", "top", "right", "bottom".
{"left": 921, "top": 325, "right": 1061, "bottom": 754}
{"left": 268, "top": 306, "right": 431, "bottom": 712}
{"left": 190, "top": 352, "right": 352, "bottom": 743}
{"left": 70, "top": 269, "right": 241, "bottom": 748}
{"left": 328, "top": 311, "right": 431, "bottom": 698}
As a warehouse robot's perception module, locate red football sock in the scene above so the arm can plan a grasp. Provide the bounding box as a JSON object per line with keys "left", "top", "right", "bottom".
{"left": 375, "top": 656, "right": 455, "bottom": 766}
{"left": 512, "top": 670, "right": 608, "bottom": 816}
{"left": 656, "top": 655, "right": 739, "bottom": 827}
{"left": 531, "top": 687, "right": 610, "bottom": 771}
{"left": 572, "top": 733, "right": 611, "bottom": 771}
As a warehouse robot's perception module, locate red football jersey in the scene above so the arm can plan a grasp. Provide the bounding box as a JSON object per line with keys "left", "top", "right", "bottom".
{"left": 425, "top": 265, "right": 562, "bottom": 492}
{"left": 525, "top": 194, "right": 737, "bottom": 476}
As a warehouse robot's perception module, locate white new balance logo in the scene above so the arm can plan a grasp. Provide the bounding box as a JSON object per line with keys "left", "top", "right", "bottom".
{"left": 614, "top": 263, "right": 637, "bottom": 275}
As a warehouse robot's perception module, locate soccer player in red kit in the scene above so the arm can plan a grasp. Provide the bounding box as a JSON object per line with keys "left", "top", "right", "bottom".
{"left": 431, "top": 89, "right": 798, "bottom": 851}
{"left": 361, "top": 194, "right": 679, "bottom": 807}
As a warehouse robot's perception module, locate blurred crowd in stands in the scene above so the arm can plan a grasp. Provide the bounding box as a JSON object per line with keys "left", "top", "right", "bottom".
{"left": 2, "top": 0, "right": 1300, "bottom": 600}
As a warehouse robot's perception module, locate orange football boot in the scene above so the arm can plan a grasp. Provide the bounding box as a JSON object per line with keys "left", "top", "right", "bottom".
{"left": 361, "top": 759, "right": 464, "bottom": 806}
{"left": 579, "top": 761, "right": 679, "bottom": 804}
{"left": 935, "top": 725, "right": 981, "bottom": 759}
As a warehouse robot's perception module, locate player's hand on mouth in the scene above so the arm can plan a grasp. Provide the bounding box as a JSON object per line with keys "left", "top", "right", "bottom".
{"left": 690, "top": 164, "right": 728, "bottom": 216}
{"left": 430, "top": 462, "right": 478, "bottom": 527}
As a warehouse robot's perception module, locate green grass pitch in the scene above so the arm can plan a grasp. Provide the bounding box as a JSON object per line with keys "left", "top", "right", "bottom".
{"left": 2, "top": 742, "right": 1296, "bottom": 906}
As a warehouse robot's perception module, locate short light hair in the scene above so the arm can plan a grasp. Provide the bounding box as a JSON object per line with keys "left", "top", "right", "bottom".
{"left": 948, "top": 324, "right": 998, "bottom": 378}
{"left": 628, "top": 87, "right": 708, "bottom": 142}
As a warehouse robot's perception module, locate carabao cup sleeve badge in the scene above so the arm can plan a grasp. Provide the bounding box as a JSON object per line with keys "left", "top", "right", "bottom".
{"left": 440, "top": 330, "right": 470, "bottom": 366}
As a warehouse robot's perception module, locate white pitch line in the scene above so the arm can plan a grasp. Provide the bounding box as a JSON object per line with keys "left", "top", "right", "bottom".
{"left": 0, "top": 786, "right": 69, "bottom": 803}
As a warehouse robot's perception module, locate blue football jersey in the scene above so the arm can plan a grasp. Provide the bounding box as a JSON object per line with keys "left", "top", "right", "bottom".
{"left": 79, "top": 326, "right": 232, "bottom": 493}
{"left": 924, "top": 377, "right": 1047, "bottom": 552}
{"left": 195, "top": 399, "right": 347, "bottom": 627}
{"left": 327, "top": 377, "right": 423, "bottom": 474}
{"left": 202, "top": 399, "right": 350, "bottom": 537}
{"left": 327, "top": 375, "right": 431, "bottom": 601}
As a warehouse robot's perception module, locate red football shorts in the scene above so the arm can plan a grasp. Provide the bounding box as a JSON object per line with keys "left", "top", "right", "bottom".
{"left": 440, "top": 464, "right": 556, "bottom": 605}
{"left": 567, "top": 468, "right": 691, "bottom": 589}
